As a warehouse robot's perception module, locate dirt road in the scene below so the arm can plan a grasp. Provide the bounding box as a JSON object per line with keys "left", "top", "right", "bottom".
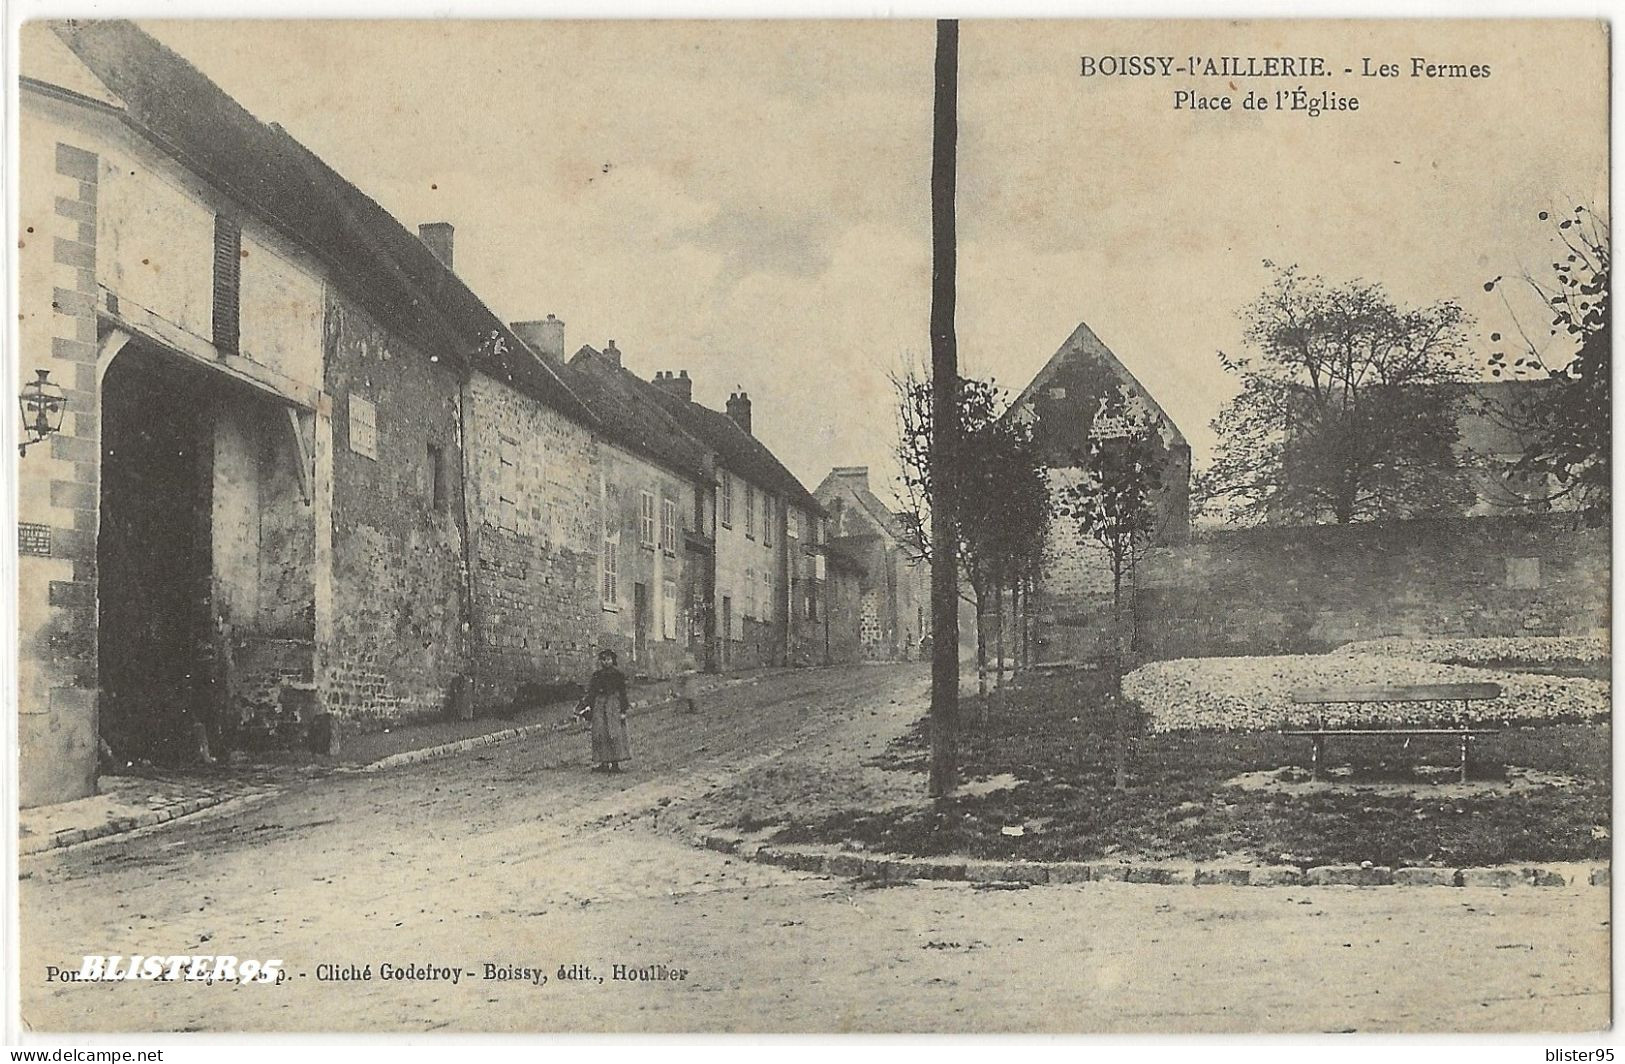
{"left": 18, "top": 663, "right": 1610, "bottom": 1034}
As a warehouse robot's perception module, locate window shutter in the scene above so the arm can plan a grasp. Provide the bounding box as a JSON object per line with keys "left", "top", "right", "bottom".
{"left": 212, "top": 214, "right": 242, "bottom": 354}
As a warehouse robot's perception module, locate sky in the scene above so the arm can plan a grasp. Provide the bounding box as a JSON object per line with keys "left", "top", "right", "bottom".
{"left": 135, "top": 18, "right": 1609, "bottom": 504}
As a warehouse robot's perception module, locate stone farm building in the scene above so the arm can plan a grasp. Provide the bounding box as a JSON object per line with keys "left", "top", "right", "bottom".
{"left": 16, "top": 20, "right": 837, "bottom": 808}
{"left": 1006, "top": 321, "right": 1192, "bottom": 664}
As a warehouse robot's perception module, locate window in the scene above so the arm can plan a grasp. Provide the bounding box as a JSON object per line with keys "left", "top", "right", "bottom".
{"left": 427, "top": 442, "right": 446, "bottom": 512}
{"left": 662, "top": 579, "right": 678, "bottom": 640}
{"left": 720, "top": 473, "right": 734, "bottom": 528}
{"left": 745, "top": 567, "right": 756, "bottom": 619}
{"left": 807, "top": 581, "right": 819, "bottom": 622}
{"left": 602, "top": 538, "right": 619, "bottom": 606}
{"left": 661, "top": 497, "right": 678, "bottom": 554}
{"left": 348, "top": 395, "right": 378, "bottom": 461}
{"left": 745, "top": 484, "right": 756, "bottom": 539}
{"left": 639, "top": 490, "right": 656, "bottom": 547}
{"left": 212, "top": 213, "right": 241, "bottom": 354}
{"left": 764, "top": 496, "right": 773, "bottom": 546}
{"left": 496, "top": 433, "right": 520, "bottom": 531}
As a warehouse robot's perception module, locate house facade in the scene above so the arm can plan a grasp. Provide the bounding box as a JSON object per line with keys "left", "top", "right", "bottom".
{"left": 564, "top": 342, "right": 714, "bottom": 680}
{"left": 644, "top": 381, "right": 829, "bottom": 671}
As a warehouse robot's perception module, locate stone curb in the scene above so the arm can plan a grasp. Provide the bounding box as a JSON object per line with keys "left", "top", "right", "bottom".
{"left": 689, "top": 832, "right": 1607, "bottom": 890}
{"left": 20, "top": 792, "right": 243, "bottom": 856}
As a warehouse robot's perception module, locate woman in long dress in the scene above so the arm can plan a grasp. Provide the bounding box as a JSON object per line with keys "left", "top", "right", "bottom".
{"left": 577, "top": 649, "right": 631, "bottom": 773}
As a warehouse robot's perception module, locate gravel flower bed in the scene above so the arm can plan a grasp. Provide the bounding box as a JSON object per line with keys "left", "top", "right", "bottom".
{"left": 1330, "top": 635, "right": 1610, "bottom": 667}
{"left": 1125, "top": 654, "right": 1610, "bottom": 733}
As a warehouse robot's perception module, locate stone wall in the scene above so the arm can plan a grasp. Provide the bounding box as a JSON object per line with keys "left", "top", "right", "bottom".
{"left": 466, "top": 372, "right": 601, "bottom": 708}
{"left": 321, "top": 294, "right": 470, "bottom": 727}
{"left": 1036, "top": 514, "right": 1610, "bottom": 663}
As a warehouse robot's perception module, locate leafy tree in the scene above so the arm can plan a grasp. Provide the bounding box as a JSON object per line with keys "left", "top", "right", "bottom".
{"left": 1483, "top": 206, "right": 1610, "bottom": 525}
{"left": 1199, "top": 264, "right": 1477, "bottom": 525}
{"left": 1060, "top": 388, "right": 1167, "bottom": 790}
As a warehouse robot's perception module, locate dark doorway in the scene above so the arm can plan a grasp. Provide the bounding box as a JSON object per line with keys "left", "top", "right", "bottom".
{"left": 633, "top": 582, "right": 649, "bottom": 667}
{"left": 720, "top": 595, "right": 732, "bottom": 670}
{"left": 98, "top": 346, "right": 214, "bottom": 763}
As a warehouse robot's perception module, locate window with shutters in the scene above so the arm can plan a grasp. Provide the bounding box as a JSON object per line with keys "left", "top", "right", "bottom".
{"left": 212, "top": 214, "right": 242, "bottom": 353}
{"left": 662, "top": 579, "right": 678, "bottom": 640}
{"left": 660, "top": 497, "right": 678, "bottom": 555}
{"left": 745, "top": 484, "right": 756, "bottom": 539}
{"left": 720, "top": 473, "right": 734, "bottom": 528}
{"left": 347, "top": 395, "right": 378, "bottom": 461}
{"left": 427, "top": 442, "right": 446, "bottom": 512}
{"left": 639, "top": 490, "right": 656, "bottom": 547}
{"left": 602, "top": 538, "right": 619, "bottom": 607}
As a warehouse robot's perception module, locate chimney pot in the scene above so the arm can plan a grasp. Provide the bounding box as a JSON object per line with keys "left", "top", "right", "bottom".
{"left": 726, "top": 390, "right": 753, "bottom": 436}
{"left": 418, "top": 222, "right": 454, "bottom": 270}
{"left": 603, "top": 340, "right": 621, "bottom": 368}
{"left": 511, "top": 314, "right": 566, "bottom": 361}
{"left": 651, "top": 368, "right": 693, "bottom": 403}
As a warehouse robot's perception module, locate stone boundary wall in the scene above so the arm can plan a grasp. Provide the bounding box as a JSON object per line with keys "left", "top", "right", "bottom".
{"left": 1037, "top": 514, "right": 1609, "bottom": 663}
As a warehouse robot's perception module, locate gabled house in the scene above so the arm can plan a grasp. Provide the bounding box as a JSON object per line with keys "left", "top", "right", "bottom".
{"left": 1005, "top": 321, "right": 1192, "bottom": 663}
{"left": 814, "top": 467, "right": 930, "bottom": 661}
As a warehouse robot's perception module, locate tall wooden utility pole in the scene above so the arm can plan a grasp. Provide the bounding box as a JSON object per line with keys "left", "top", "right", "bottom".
{"left": 928, "top": 19, "right": 960, "bottom": 799}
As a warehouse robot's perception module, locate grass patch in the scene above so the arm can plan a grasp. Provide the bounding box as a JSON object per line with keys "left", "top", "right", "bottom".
{"left": 772, "top": 669, "right": 1610, "bottom": 868}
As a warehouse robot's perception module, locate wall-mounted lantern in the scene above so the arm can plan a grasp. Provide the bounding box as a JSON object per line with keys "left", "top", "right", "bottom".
{"left": 18, "top": 369, "right": 67, "bottom": 457}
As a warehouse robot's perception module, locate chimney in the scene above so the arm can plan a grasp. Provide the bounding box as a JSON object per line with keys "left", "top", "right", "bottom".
{"left": 418, "top": 222, "right": 454, "bottom": 270}
{"left": 512, "top": 314, "right": 566, "bottom": 361}
{"left": 602, "top": 340, "right": 622, "bottom": 368}
{"left": 832, "top": 466, "right": 870, "bottom": 491}
{"left": 726, "top": 390, "right": 752, "bottom": 436}
{"left": 651, "top": 369, "right": 693, "bottom": 403}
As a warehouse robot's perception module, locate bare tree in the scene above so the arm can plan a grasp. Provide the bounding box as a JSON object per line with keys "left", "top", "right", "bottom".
{"left": 1483, "top": 205, "right": 1610, "bottom": 525}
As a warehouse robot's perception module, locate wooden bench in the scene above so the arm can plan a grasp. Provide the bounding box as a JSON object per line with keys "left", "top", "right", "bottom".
{"left": 1286, "top": 683, "right": 1503, "bottom": 782}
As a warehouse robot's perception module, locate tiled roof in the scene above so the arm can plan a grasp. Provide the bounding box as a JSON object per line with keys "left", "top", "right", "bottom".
{"left": 566, "top": 348, "right": 712, "bottom": 483}
{"left": 640, "top": 384, "right": 823, "bottom": 514}
{"left": 52, "top": 19, "right": 596, "bottom": 426}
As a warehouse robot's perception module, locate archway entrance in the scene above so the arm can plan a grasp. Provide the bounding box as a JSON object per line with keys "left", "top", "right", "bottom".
{"left": 98, "top": 344, "right": 214, "bottom": 763}
{"left": 98, "top": 341, "right": 317, "bottom": 765}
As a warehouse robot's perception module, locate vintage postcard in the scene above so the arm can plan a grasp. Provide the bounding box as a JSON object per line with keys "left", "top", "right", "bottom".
{"left": 8, "top": 14, "right": 1611, "bottom": 1039}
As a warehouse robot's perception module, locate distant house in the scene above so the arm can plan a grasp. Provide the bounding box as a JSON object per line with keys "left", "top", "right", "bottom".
{"left": 1004, "top": 321, "right": 1192, "bottom": 663}
{"left": 1453, "top": 379, "right": 1581, "bottom": 516}
{"left": 567, "top": 351, "right": 830, "bottom": 673}
{"left": 814, "top": 467, "right": 930, "bottom": 661}
{"left": 1268, "top": 378, "right": 1576, "bottom": 525}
